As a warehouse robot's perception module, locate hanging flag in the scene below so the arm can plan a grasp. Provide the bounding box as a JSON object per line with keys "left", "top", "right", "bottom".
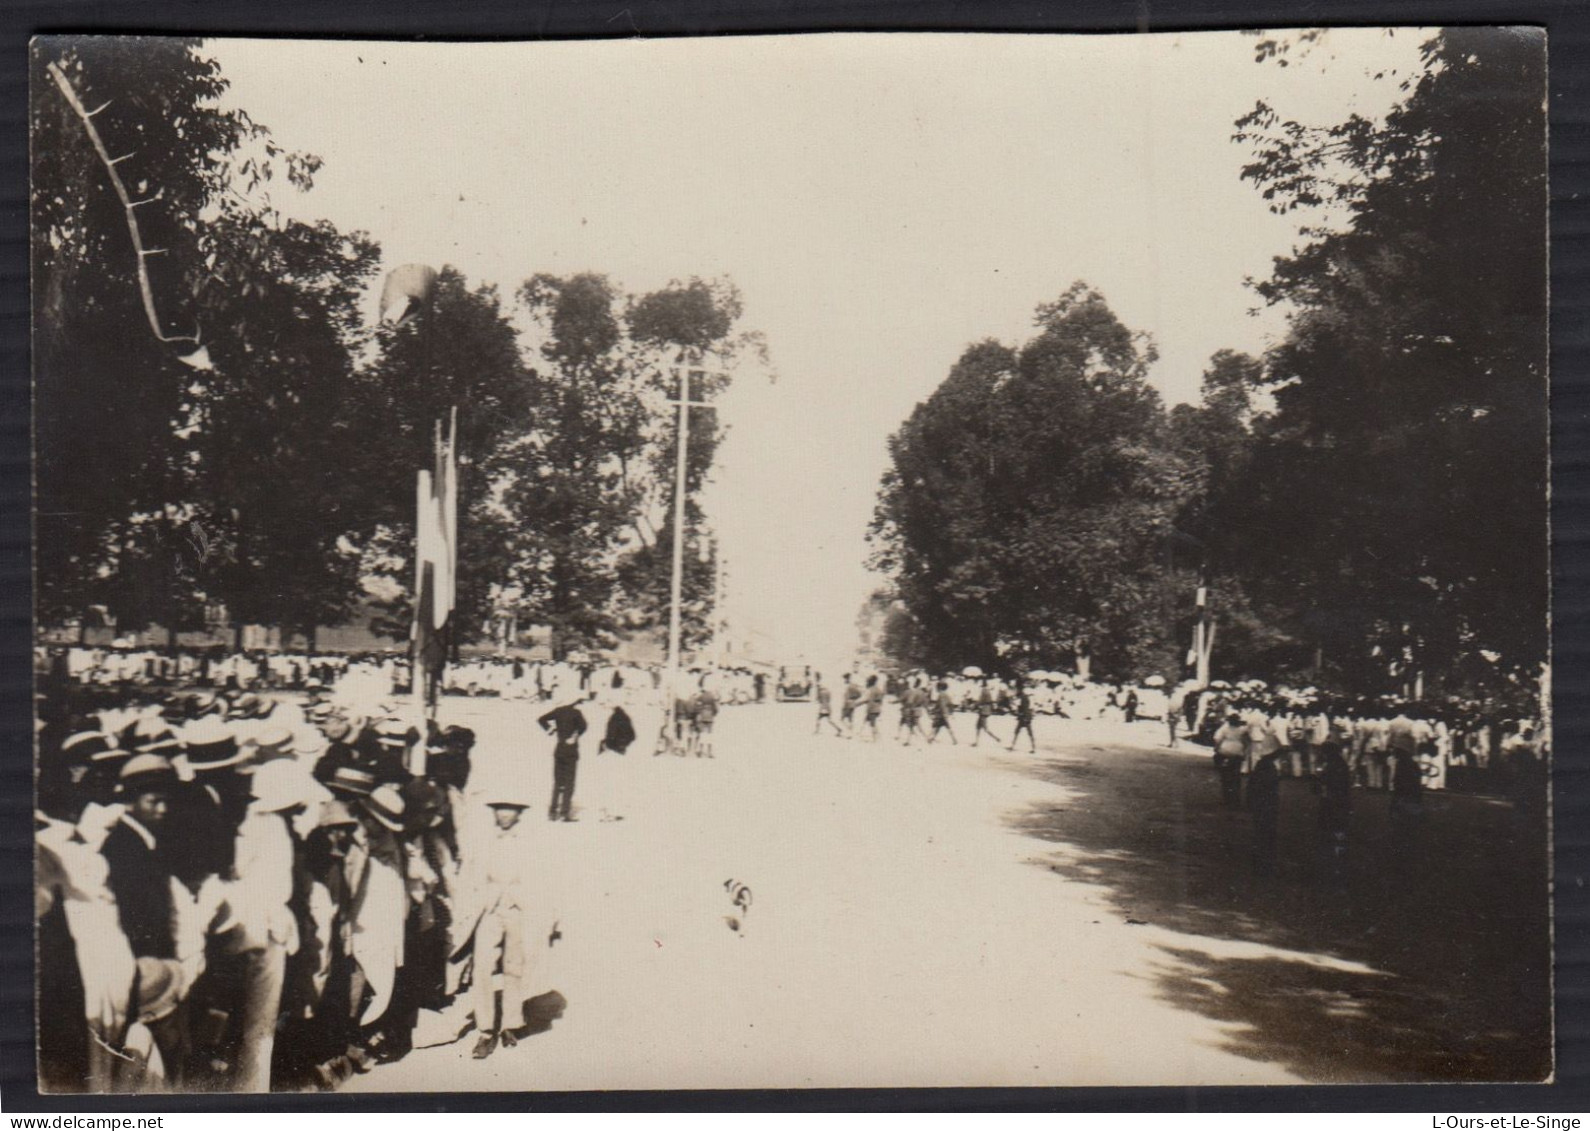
{"left": 432, "top": 411, "right": 459, "bottom": 632}
{"left": 413, "top": 469, "right": 442, "bottom": 688}
{"left": 412, "top": 413, "right": 460, "bottom": 707}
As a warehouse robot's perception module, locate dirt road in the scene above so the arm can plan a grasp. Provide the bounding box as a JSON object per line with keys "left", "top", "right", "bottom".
{"left": 346, "top": 699, "right": 1550, "bottom": 1091}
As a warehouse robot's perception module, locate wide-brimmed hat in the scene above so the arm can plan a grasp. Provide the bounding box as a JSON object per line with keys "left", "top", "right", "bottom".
{"left": 484, "top": 785, "right": 530, "bottom": 810}
{"left": 324, "top": 765, "right": 378, "bottom": 797}
{"left": 123, "top": 716, "right": 181, "bottom": 755}
{"left": 133, "top": 956, "right": 186, "bottom": 1025}
{"left": 251, "top": 759, "right": 328, "bottom": 814}
{"left": 180, "top": 717, "right": 248, "bottom": 770}
{"left": 360, "top": 783, "right": 406, "bottom": 831}
{"left": 251, "top": 725, "right": 295, "bottom": 763}
{"left": 118, "top": 753, "right": 176, "bottom": 794}
{"left": 62, "top": 730, "right": 123, "bottom": 764}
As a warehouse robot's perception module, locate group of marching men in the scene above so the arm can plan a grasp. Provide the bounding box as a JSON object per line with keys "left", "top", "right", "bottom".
{"left": 36, "top": 682, "right": 559, "bottom": 1094}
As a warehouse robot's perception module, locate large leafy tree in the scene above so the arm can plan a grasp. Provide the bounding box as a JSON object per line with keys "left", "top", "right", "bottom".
{"left": 505, "top": 274, "right": 748, "bottom": 658}
{"left": 1164, "top": 350, "right": 1310, "bottom": 682}
{"left": 1227, "top": 27, "right": 1548, "bottom": 691}
{"left": 614, "top": 278, "right": 747, "bottom": 654}
{"left": 871, "top": 284, "right": 1199, "bottom": 681}
{"left": 184, "top": 217, "right": 382, "bottom": 641}
{"left": 505, "top": 272, "right": 638, "bottom": 656}
{"left": 33, "top": 37, "right": 383, "bottom": 638}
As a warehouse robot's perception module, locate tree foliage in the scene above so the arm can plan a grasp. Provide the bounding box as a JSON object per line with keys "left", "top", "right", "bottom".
{"left": 33, "top": 41, "right": 760, "bottom": 661}
{"left": 872, "top": 29, "right": 1546, "bottom": 698}
{"left": 871, "top": 284, "right": 1199, "bottom": 681}
{"left": 356, "top": 268, "right": 533, "bottom": 644}
{"left": 1221, "top": 27, "right": 1548, "bottom": 692}
{"left": 33, "top": 38, "right": 375, "bottom": 635}
{"left": 501, "top": 274, "right": 747, "bottom": 657}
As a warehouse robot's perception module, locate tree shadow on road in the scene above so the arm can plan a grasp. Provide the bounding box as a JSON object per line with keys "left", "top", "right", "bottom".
{"left": 999, "top": 743, "right": 1551, "bottom": 1082}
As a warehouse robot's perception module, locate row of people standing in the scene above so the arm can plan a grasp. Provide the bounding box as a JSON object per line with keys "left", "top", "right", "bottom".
{"left": 1193, "top": 693, "right": 1549, "bottom": 799}
{"left": 1206, "top": 698, "right": 1547, "bottom": 880}
{"left": 36, "top": 683, "right": 562, "bottom": 1093}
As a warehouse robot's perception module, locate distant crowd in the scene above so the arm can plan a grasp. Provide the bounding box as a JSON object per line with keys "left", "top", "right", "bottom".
{"left": 37, "top": 645, "right": 765, "bottom": 705}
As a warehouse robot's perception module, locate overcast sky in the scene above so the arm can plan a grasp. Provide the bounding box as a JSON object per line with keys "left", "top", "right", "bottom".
{"left": 209, "top": 30, "right": 1431, "bottom": 666}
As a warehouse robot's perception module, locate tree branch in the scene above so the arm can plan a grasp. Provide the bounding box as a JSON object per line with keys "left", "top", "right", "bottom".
{"left": 47, "top": 60, "right": 200, "bottom": 346}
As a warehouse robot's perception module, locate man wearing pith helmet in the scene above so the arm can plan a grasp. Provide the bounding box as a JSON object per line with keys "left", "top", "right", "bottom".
{"left": 462, "top": 789, "right": 532, "bottom": 1060}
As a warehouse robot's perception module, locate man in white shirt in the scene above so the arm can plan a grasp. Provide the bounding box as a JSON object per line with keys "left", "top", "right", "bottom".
{"left": 1242, "top": 703, "right": 1277, "bottom": 775}
{"left": 465, "top": 792, "right": 533, "bottom": 1060}
{"left": 229, "top": 758, "right": 327, "bottom": 1092}
{"left": 1305, "top": 707, "right": 1332, "bottom": 776}
{"left": 1362, "top": 714, "right": 1391, "bottom": 790}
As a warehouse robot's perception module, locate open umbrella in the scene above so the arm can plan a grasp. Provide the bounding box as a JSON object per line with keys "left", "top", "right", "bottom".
{"left": 962, "top": 665, "right": 984, "bottom": 678}
{"left": 1142, "top": 674, "right": 1166, "bottom": 688}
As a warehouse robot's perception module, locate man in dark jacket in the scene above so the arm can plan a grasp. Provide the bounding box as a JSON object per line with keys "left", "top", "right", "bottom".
{"left": 1314, "top": 741, "right": 1353, "bottom": 886}
{"left": 102, "top": 754, "right": 178, "bottom": 960}
{"left": 101, "top": 753, "right": 189, "bottom": 1084}
{"left": 600, "top": 705, "right": 637, "bottom": 755}
{"left": 539, "top": 694, "right": 590, "bottom": 822}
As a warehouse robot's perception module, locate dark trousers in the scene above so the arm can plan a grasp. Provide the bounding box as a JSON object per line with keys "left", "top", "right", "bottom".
{"left": 1218, "top": 763, "right": 1244, "bottom": 809}
{"left": 550, "top": 755, "right": 578, "bottom": 819}
{"left": 1316, "top": 812, "right": 1350, "bottom": 886}
{"left": 1251, "top": 813, "right": 1278, "bottom": 875}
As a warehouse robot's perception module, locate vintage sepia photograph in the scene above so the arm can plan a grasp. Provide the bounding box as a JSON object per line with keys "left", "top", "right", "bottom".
{"left": 30, "top": 29, "right": 1550, "bottom": 1094}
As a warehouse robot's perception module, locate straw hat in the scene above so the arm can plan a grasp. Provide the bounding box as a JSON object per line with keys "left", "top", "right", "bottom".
{"left": 62, "top": 730, "right": 123, "bottom": 764}
{"left": 180, "top": 716, "right": 248, "bottom": 770}
{"left": 250, "top": 759, "right": 326, "bottom": 814}
{"left": 360, "top": 783, "right": 406, "bottom": 832}
{"left": 324, "top": 765, "right": 378, "bottom": 797}
{"left": 118, "top": 753, "right": 176, "bottom": 793}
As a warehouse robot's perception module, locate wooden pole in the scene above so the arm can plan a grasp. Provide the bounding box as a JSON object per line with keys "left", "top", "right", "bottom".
{"left": 665, "top": 365, "right": 691, "bottom": 745}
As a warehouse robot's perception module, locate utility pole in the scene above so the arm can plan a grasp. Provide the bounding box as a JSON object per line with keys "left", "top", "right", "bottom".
{"left": 661, "top": 356, "right": 717, "bottom": 750}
